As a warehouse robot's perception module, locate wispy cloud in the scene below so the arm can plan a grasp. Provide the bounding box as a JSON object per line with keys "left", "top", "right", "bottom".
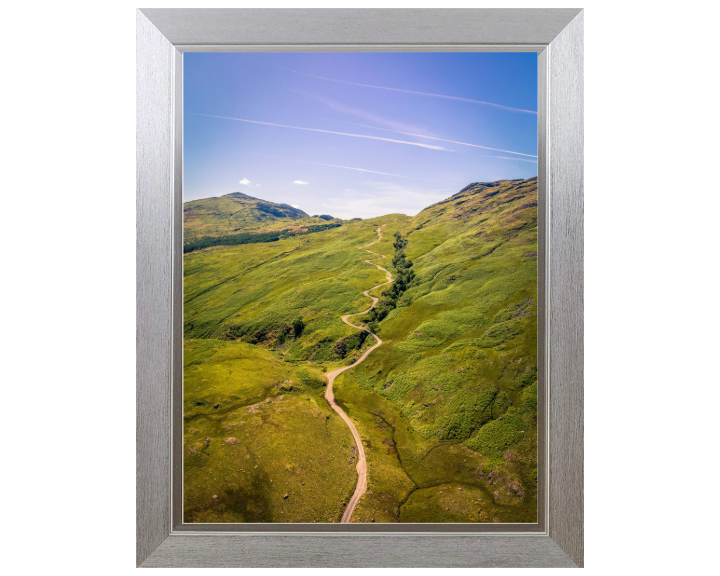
{"left": 495, "top": 156, "right": 538, "bottom": 164}
{"left": 246, "top": 151, "right": 422, "bottom": 180}
{"left": 315, "top": 117, "right": 537, "bottom": 159}
{"left": 297, "top": 90, "right": 431, "bottom": 135}
{"left": 191, "top": 113, "right": 449, "bottom": 151}
{"left": 239, "top": 178, "right": 251, "bottom": 186}
{"left": 291, "top": 204, "right": 300, "bottom": 208}
{"left": 211, "top": 99, "right": 534, "bottom": 158}
{"left": 293, "top": 180, "right": 308, "bottom": 185}
{"left": 283, "top": 68, "right": 537, "bottom": 115}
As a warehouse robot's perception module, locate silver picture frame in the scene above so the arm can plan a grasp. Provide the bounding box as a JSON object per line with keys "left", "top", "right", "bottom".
{"left": 137, "top": 8, "right": 583, "bottom": 568}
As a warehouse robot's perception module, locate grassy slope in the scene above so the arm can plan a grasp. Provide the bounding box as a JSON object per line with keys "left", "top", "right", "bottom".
{"left": 183, "top": 191, "right": 339, "bottom": 242}
{"left": 335, "top": 178, "right": 539, "bottom": 522}
{"left": 183, "top": 178, "right": 538, "bottom": 523}
{"left": 184, "top": 340, "right": 358, "bottom": 522}
{"left": 183, "top": 216, "right": 406, "bottom": 521}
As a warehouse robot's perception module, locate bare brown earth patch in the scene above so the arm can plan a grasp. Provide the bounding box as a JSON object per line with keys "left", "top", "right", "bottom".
{"left": 486, "top": 467, "right": 525, "bottom": 505}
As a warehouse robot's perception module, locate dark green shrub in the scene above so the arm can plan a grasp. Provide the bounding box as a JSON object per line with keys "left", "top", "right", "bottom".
{"left": 293, "top": 318, "right": 305, "bottom": 338}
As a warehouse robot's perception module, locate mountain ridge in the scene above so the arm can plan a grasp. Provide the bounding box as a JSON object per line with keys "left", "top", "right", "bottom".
{"left": 183, "top": 191, "right": 332, "bottom": 242}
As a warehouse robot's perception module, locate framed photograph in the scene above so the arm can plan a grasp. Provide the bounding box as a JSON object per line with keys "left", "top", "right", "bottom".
{"left": 137, "top": 8, "right": 583, "bottom": 568}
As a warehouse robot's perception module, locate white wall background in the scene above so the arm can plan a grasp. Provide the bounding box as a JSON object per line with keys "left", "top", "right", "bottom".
{"left": 1, "top": 1, "right": 717, "bottom": 574}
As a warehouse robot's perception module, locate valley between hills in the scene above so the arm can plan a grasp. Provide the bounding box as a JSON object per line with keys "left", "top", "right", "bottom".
{"left": 183, "top": 177, "right": 539, "bottom": 523}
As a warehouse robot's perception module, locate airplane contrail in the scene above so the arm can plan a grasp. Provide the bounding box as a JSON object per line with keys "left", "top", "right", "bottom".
{"left": 314, "top": 116, "right": 537, "bottom": 159}
{"left": 190, "top": 113, "right": 449, "bottom": 151}
{"left": 282, "top": 68, "right": 538, "bottom": 115}
{"left": 245, "top": 152, "right": 423, "bottom": 180}
{"left": 495, "top": 156, "right": 538, "bottom": 164}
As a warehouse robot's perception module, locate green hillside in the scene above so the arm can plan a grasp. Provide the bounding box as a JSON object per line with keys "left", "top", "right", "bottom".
{"left": 183, "top": 177, "right": 538, "bottom": 523}
{"left": 183, "top": 191, "right": 340, "bottom": 242}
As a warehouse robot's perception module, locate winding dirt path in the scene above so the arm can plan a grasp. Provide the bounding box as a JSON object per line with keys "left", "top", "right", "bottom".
{"left": 324, "top": 225, "right": 394, "bottom": 523}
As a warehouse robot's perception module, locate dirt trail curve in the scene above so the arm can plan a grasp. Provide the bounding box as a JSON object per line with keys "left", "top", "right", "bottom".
{"left": 324, "top": 225, "right": 394, "bottom": 523}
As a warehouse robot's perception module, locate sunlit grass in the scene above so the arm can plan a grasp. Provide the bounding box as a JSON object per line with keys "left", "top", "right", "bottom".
{"left": 183, "top": 178, "right": 539, "bottom": 523}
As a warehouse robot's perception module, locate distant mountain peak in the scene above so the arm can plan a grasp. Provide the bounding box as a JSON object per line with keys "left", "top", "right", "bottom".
{"left": 225, "top": 191, "right": 260, "bottom": 201}
{"left": 183, "top": 191, "right": 314, "bottom": 241}
{"left": 454, "top": 177, "right": 535, "bottom": 198}
{"left": 417, "top": 176, "right": 537, "bottom": 216}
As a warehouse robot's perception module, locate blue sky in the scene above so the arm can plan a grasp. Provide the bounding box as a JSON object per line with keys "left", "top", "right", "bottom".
{"left": 184, "top": 52, "right": 537, "bottom": 219}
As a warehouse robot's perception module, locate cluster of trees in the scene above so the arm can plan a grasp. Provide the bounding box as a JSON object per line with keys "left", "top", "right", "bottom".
{"left": 365, "top": 231, "right": 415, "bottom": 330}
{"left": 183, "top": 222, "right": 341, "bottom": 253}
{"left": 292, "top": 318, "right": 305, "bottom": 338}
{"left": 219, "top": 316, "right": 305, "bottom": 346}
{"left": 255, "top": 201, "right": 305, "bottom": 219}
{"left": 332, "top": 330, "right": 369, "bottom": 359}
{"left": 271, "top": 317, "right": 305, "bottom": 345}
